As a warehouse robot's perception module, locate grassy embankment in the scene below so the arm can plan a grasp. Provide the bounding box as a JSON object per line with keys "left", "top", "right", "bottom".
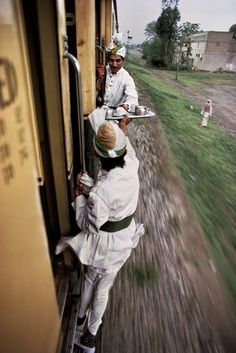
{"left": 126, "top": 56, "right": 236, "bottom": 304}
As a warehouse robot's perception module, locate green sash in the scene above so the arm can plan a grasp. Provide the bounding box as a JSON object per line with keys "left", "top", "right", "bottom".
{"left": 100, "top": 213, "right": 134, "bottom": 233}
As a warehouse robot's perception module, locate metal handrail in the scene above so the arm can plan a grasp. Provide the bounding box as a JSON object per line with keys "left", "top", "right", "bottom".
{"left": 63, "top": 40, "right": 86, "bottom": 173}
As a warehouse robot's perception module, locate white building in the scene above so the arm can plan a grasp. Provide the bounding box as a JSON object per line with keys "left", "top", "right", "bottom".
{"left": 190, "top": 31, "right": 236, "bottom": 72}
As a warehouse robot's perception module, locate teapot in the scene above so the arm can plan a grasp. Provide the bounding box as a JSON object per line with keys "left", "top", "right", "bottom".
{"left": 105, "top": 108, "right": 114, "bottom": 119}
{"left": 135, "top": 105, "right": 148, "bottom": 115}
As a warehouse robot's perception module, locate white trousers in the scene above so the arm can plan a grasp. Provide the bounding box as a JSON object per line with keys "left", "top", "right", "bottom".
{"left": 201, "top": 112, "right": 210, "bottom": 126}
{"left": 78, "top": 266, "right": 117, "bottom": 335}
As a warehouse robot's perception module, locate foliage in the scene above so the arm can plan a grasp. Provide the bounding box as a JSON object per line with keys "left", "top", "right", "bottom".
{"left": 144, "top": 21, "right": 158, "bottom": 41}
{"left": 142, "top": 1, "right": 199, "bottom": 70}
{"left": 177, "top": 22, "right": 200, "bottom": 58}
{"left": 162, "top": 0, "right": 179, "bottom": 9}
{"left": 229, "top": 23, "right": 236, "bottom": 39}
{"left": 142, "top": 37, "right": 165, "bottom": 66}
{"left": 156, "top": 6, "right": 180, "bottom": 40}
{"left": 175, "top": 22, "right": 200, "bottom": 79}
{"left": 156, "top": 5, "right": 181, "bottom": 66}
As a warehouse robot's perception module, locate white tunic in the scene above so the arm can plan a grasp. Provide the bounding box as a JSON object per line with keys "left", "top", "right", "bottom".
{"left": 103, "top": 66, "right": 138, "bottom": 108}
{"left": 201, "top": 102, "right": 212, "bottom": 127}
{"left": 56, "top": 138, "right": 144, "bottom": 272}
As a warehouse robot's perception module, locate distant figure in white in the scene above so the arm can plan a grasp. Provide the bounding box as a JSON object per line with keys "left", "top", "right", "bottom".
{"left": 201, "top": 99, "right": 212, "bottom": 127}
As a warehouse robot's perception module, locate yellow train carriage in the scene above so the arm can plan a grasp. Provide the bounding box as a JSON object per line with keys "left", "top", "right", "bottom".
{"left": 0, "top": 1, "right": 118, "bottom": 352}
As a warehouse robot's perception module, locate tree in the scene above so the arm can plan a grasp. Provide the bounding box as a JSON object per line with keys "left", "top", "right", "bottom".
{"left": 229, "top": 24, "right": 236, "bottom": 39}
{"left": 162, "top": 0, "right": 179, "bottom": 8}
{"left": 155, "top": 0, "right": 180, "bottom": 67}
{"left": 175, "top": 22, "right": 200, "bottom": 80}
{"left": 142, "top": 0, "right": 200, "bottom": 71}
{"left": 177, "top": 22, "right": 200, "bottom": 58}
{"left": 144, "top": 21, "right": 158, "bottom": 41}
{"left": 143, "top": 20, "right": 165, "bottom": 66}
{"left": 142, "top": 37, "right": 165, "bottom": 67}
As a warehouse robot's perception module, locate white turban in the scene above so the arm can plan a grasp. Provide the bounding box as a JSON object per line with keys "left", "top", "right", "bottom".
{"left": 107, "top": 32, "right": 126, "bottom": 58}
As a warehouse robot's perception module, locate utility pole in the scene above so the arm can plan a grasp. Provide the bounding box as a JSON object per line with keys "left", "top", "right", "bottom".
{"left": 126, "top": 30, "right": 133, "bottom": 57}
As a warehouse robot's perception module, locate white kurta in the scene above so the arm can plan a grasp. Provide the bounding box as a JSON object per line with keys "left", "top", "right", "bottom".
{"left": 103, "top": 66, "right": 138, "bottom": 108}
{"left": 201, "top": 103, "right": 212, "bottom": 127}
{"left": 56, "top": 138, "right": 144, "bottom": 273}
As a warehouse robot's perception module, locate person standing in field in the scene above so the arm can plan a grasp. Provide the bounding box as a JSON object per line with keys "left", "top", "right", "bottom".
{"left": 201, "top": 99, "right": 212, "bottom": 127}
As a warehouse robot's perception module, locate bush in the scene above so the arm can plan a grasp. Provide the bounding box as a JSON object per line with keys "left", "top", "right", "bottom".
{"left": 151, "top": 58, "right": 165, "bottom": 67}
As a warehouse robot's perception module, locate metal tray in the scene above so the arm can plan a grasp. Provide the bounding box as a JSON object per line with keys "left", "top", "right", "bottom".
{"left": 105, "top": 110, "right": 156, "bottom": 120}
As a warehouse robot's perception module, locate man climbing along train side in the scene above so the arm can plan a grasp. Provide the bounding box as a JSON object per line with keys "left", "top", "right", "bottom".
{"left": 56, "top": 113, "right": 144, "bottom": 353}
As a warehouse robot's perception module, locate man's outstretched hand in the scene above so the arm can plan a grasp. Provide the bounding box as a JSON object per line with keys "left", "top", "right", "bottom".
{"left": 118, "top": 115, "right": 131, "bottom": 135}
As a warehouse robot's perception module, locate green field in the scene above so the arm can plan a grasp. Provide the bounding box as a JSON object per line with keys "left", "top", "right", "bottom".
{"left": 162, "top": 69, "right": 236, "bottom": 95}
{"left": 126, "top": 56, "right": 236, "bottom": 304}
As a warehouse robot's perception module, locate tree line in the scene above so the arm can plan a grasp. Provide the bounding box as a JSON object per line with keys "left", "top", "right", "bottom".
{"left": 141, "top": 0, "right": 236, "bottom": 70}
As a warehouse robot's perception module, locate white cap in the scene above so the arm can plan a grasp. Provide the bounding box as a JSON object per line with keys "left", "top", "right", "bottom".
{"left": 94, "top": 122, "right": 127, "bottom": 158}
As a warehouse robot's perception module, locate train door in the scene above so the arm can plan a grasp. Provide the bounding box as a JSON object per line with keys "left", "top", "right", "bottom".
{"left": 19, "top": 0, "right": 97, "bottom": 351}
{"left": 21, "top": 0, "right": 73, "bottom": 260}
{"left": 19, "top": 0, "right": 81, "bottom": 348}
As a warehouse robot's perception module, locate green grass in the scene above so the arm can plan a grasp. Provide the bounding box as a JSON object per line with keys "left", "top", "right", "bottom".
{"left": 127, "top": 55, "right": 236, "bottom": 96}
{"left": 156, "top": 68, "right": 236, "bottom": 96}
{"left": 126, "top": 56, "right": 236, "bottom": 304}
{"left": 126, "top": 262, "right": 159, "bottom": 288}
{"left": 168, "top": 70, "right": 236, "bottom": 85}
